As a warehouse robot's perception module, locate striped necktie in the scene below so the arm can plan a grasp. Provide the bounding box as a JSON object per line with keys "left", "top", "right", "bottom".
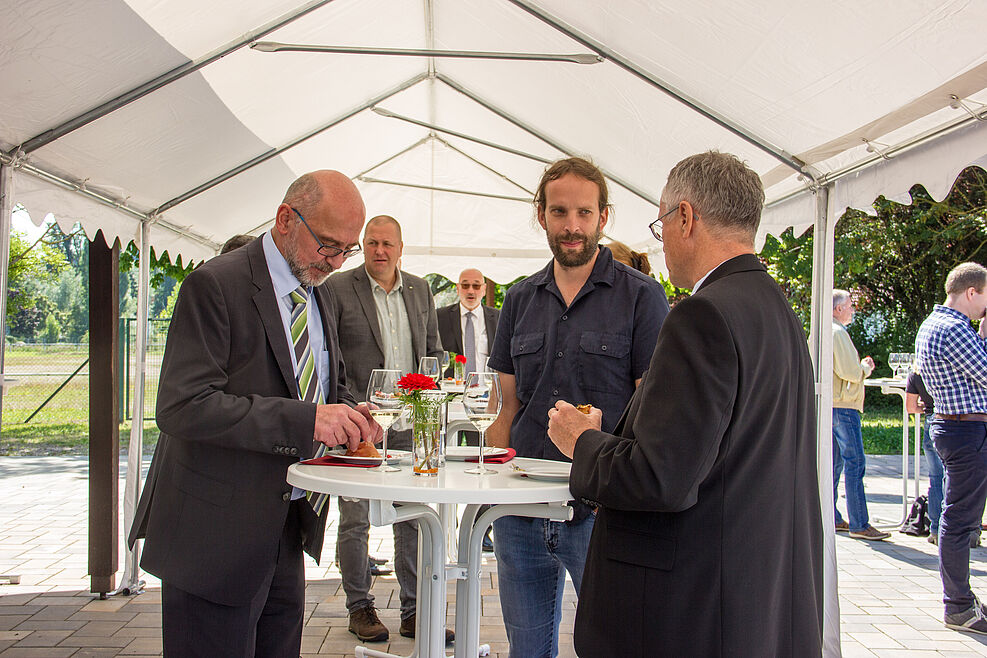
{"left": 289, "top": 287, "right": 329, "bottom": 516}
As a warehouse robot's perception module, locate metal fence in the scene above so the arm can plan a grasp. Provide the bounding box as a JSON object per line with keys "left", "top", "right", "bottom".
{"left": 2, "top": 318, "right": 170, "bottom": 427}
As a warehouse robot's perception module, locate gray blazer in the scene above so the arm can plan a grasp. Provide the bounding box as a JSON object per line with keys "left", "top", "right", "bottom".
{"left": 326, "top": 266, "right": 443, "bottom": 402}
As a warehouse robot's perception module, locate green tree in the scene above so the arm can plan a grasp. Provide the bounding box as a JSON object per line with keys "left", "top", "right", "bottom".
{"left": 6, "top": 229, "right": 69, "bottom": 341}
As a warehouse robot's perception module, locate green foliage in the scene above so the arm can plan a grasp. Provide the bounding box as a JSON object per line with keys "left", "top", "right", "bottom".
{"left": 6, "top": 228, "right": 70, "bottom": 340}
{"left": 119, "top": 241, "right": 196, "bottom": 288}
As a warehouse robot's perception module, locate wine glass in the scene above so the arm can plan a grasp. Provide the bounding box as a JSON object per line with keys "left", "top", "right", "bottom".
{"left": 367, "top": 369, "right": 403, "bottom": 472}
{"left": 463, "top": 371, "right": 502, "bottom": 475}
{"left": 440, "top": 351, "right": 451, "bottom": 379}
{"left": 419, "top": 356, "right": 440, "bottom": 383}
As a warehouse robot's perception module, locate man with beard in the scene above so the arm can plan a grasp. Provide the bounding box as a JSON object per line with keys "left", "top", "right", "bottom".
{"left": 130, "top": 170, "right": 381, "bottom": 656}
{"left": 916, "top": 262, "right": 987, "bottom": 634}
{"left": 485, "top": 156, "right": 669, "bottom": 657}
{"left": 546, "top": 151, "right": 823, "bottom": 656}
{"left": 326, "top": 215, "right": 448, "bottom": 644}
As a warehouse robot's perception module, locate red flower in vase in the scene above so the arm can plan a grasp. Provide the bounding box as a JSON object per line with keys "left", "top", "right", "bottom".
{"left": 455, "top": 354, "right": 467, "bottom": 364}
{"left": 396, "top": 373, "right": 439, "bottom": 392}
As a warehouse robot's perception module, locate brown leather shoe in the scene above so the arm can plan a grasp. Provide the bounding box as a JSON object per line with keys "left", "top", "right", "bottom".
{"left": 348, "top": 606, "right": 388, "bottom": 642}
{"left": 399, "top": 614, "right": 454, "bottom": 645}
{"left": 849, "top": 525, "right": 891, "bottom": 541}
{"left": 835, "top": 521, "right": 849, "bottom": 532}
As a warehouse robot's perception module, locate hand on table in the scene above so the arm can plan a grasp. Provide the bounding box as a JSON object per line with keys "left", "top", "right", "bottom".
{"left": 547, "top": 401, "right": 602, "bottom": 459}
{"left": 314, "top": 403, "right": 374, "bottom": 452}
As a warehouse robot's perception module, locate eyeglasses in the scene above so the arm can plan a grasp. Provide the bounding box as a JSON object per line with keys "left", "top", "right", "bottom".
{"left": 459, "top": 283, "right": 484, "bottom": 290}
{"left": 649, "top": 203, "right": 680, "bottom": 242}
{"left": 290, "top": 207, "right": 362, "bottom": 259}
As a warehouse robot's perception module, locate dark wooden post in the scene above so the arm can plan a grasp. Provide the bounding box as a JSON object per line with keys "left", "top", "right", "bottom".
{"left": 484, "top": 277, "right": 496, "bottom": 307}
{"left": 89, "top": 230, "right": 120, "bottom": 596}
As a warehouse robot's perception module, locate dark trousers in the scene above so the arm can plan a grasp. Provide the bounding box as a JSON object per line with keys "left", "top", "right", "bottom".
{"left": 161, "top": 500, "right": 306, "bottom": 657}
{"left": 932, "top": 418, "right": 987, "bottom": 614}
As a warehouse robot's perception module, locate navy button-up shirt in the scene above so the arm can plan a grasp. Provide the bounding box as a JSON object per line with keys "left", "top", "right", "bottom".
{"left": 488, "top": 246, "right": 670, "bottom": 462}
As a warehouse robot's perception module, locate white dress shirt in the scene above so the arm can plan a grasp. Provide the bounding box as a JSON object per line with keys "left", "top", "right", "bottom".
{"left": 460, "top": 303, "right": 489, "bottom": 369}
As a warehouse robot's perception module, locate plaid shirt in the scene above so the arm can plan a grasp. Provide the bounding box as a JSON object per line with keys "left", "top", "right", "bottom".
{"left": 915, "top": 304, "right": 987, "bottom": 415}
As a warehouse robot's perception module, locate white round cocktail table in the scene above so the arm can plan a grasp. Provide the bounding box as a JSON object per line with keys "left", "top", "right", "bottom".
{"left": 288, "top": 457, "right": 574, "bottom": 658}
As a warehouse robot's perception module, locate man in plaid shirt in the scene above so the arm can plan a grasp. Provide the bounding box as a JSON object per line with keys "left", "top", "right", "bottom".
{"left": 916, "top": 262, "right": 987, "bottom": 635}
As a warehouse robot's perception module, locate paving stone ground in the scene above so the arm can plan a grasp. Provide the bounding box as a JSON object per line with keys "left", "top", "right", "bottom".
{"left": 2, "top": 454, "right": 987, "bottom": 656}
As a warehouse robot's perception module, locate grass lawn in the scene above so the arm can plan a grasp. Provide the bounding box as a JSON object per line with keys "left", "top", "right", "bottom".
{"left": 0, "top": 420, "right": 159, "bottom": 456}
{"left": 862, "top": 409, "right": 923, "bottom": 455}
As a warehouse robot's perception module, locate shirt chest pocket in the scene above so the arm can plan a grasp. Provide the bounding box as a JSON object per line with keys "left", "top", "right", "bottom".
{"left": 510, "top": 332, "right": 545, "bottom": 397}
{"left": 578, "top": 332, "right": 631, "bottom": 393}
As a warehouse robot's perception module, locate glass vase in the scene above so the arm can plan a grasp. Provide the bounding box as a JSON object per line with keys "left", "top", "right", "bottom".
{"left": 454, "top": 360, "right": 465, "bottom": 384}
{"left": 409, "top": 391, "right": 444, "bottom": 476}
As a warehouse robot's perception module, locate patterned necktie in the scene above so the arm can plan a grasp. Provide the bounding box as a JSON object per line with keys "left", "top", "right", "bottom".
{"left": 464, "top": 311, "right": 476, "bottom": 375}
{"left": 289, "top": 287, "right": 329, "bottom": 516}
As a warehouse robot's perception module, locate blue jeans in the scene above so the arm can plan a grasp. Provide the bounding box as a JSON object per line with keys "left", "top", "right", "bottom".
{"left": 492, "top": 513, "right": 595, "bottom": 658}
{"left": 923, "top": 417, "right": 945, "bottom": 534}
{"left": 833, "top": 407, "right": 870, "bottom": 531}
{"left": 932, "top": 418, "right": 987, "bottom": 614}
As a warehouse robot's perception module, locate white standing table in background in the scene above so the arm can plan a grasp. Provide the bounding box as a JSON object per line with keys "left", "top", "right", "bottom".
{"left": 864, "top": 377, "right": 923, "bottom": 525}
{"left": 287, "top": 458, "right": 574, "bottom": 658}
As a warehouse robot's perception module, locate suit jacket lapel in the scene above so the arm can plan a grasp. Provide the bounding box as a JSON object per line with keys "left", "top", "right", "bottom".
{"left": 248, "top": 240, "right": 298, "bottom": 397}
{"left": 483, "top": 306, "right": 497, "bottom": 341}
{"left": 352, "top": 268, "right": 385, "bottom": 355}
{"left": 401, "top": 273, "right": 425, "bottom": 360}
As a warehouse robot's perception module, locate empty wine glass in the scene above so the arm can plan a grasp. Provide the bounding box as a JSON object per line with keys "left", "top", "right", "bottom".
{"left": 440, "top": 351, "right": 451, "bottom": 379}
{"left": 367, "top": 369, "right": 403, "bottom": 472}
{"left": 463, "top": 371, "right": 502, "bottom": 475}
{"left": 419, "top": 356, "right": 440, "bottom": 383}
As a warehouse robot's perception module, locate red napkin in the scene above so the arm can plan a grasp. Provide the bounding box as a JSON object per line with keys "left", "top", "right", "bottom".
{"left": 465, "top": 448, "right": 516, "bottom": 464}
{"left": 300, "top": 455, "right": 380, "bottom": 468}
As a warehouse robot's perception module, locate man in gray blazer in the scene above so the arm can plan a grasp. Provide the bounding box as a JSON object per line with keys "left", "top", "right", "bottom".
{"left": 325, "top": 215, "right": 448, "bottom": 644}
{"left": 130, "top": 171, "right": 379, "bottom": 657}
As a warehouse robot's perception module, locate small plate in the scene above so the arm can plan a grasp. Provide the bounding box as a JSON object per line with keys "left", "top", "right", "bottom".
{"left": 445, "top": 446, "right": 508, "bottom": 461}
{"left": 384, "top": 449, "right": 411, "bottom": 464}
{"left": 326, "top": 452, "right": 383, "bottom": 465}
{"left": 514, "top": 465, "right": 570, "bottom": 482}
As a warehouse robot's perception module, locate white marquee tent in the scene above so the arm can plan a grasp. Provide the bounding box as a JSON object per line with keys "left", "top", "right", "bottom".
{"left": 2, "top": 1, "right": 987, "bottom": 656}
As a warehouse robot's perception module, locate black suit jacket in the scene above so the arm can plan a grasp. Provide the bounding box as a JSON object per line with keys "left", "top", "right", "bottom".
{"left": 569, "top": 254, "right": 823, "bottom": 657}
{"left": 436, "top": 303, "right": 500, "bottom": 378}
{"left": 129, "top": 238, "right": 355, "bottom": 606}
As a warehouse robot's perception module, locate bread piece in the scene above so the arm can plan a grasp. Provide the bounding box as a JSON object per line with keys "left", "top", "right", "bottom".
{"left": 347, "top": 441, "right": 381, "bottom": 458}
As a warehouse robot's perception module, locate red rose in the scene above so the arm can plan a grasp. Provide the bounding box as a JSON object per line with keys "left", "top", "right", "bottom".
{"left": 455, "top": 354, "right": 467, "bottom": 364}
{"left": 397, "top": 372, "right": 439, "bottom": 391}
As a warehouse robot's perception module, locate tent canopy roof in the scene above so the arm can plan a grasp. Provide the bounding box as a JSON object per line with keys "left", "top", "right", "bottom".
{"left": 2, "top": 0, "right": 986, "bottom": 281}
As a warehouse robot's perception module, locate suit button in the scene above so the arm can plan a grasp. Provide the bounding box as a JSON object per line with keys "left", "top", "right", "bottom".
{"left": 282, "top": 492, "right": 291, "bottom": 502}
{"left": 273, "top": 446, "right": 281, "bottom": 454}
{"left": 290, "top": 447, "right": 298, "bottom": 456}
{"left": 557, "top": 351, "right": 563, "bottom": 358}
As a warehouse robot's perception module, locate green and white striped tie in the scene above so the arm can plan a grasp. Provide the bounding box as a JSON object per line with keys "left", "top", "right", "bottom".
{"left": 289, "top": 287, "right": 329, "bottom": 516}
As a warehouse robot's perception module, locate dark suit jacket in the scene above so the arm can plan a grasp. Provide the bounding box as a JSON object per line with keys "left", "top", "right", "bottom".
{"left": 436, "top": 303, "right": 500, "bottom": 378}
{"left": 569, "top": 254, "right": 823, "bottom": 657}
{"left": 326, "top": 266, "right": 442, "bottom": 402}
{"left": 129, "top": 238, "right": 355, "bottom": 606}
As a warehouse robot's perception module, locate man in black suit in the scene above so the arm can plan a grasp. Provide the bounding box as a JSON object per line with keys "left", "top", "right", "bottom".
{"left": 548, "top": 151, "right": 824, "bottom": 657}
{"left": 436, "top": 268, "right": 500, "bottom": 423}
{"left": 437, "top": 267, "right": 500, "bottom": 551}
{"left": 129, "top": 170, "right": 380, "bottom": 657}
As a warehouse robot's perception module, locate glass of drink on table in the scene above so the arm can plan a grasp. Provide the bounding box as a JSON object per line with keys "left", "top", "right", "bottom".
{"left": 419, "top": 356, "right": 440, "bottom": 383}
{"left": 367, "top": 369, "right": 403, "bottom": 472}
{"left": 463, "top": 371, "right": 502, "bottom": 475}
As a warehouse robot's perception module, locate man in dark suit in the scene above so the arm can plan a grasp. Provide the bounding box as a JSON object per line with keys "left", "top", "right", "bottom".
{"left": 437, "top": 267, "right": 500, "bottom": 551}
{"left": 325, "top": 215, "right": 448, "bottom": 644}
{"left": 436, "top": 268, "right": 500, "bottom": 422}
{"left": 129, "top": 170, "right": 381, "bottom": 657}
{"left": 548, "top": 151, "right": 824, "bottom": 657}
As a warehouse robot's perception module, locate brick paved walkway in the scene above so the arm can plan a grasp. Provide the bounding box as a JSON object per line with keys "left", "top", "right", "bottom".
{"left": 2, "top": 454, "right": 987, "bottom": 656}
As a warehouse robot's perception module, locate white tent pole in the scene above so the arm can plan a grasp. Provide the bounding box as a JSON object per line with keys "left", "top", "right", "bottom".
{"left": 435, "top": 136, "right": 535, "bottom": 195}
{"left": 250, "top": 42, "right": 601, "bottom": 64}
{"left": 13, "top": 0, "right": 337, "bottom": 155}
{"left": 434, "top": 74, "right": 663, "bottom": 206}
{"left": 809, "top": 184, "right": 840, "bottom": 657}
{"left": 114, "top": 219, "right": 151, "bottom": 597}
{"left": 0, "top": 165, "right": 13, "bottom": 430}
{"left": 356, "top": 177, "right": 531, "bottom": 203}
